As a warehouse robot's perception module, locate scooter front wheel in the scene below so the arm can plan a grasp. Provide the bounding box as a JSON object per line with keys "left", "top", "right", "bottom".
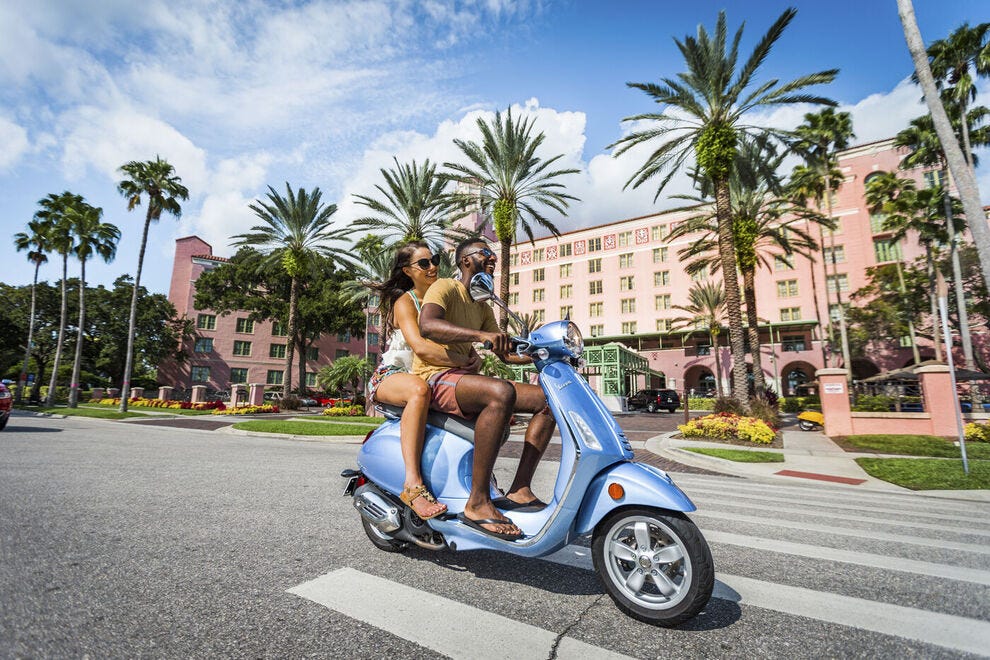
{"left": 592, "top": 508, "right": 713, "bottom": 626}
{"left": 798, "top": 420, "right": 818, "bottom": 431}
{"left": 361, "top": 518, "right": 410, "bottom": 553}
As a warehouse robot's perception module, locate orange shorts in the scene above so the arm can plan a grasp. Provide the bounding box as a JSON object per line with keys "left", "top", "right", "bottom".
{"left": 427, "top": 368, "right": 475, "bottom": 419}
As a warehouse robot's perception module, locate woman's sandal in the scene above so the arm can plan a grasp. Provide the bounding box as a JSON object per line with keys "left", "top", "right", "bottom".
{"left": 400, "top": 484, "right": 448, "bottom": 520}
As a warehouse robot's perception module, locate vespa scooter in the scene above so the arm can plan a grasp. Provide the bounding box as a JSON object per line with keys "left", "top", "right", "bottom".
{"left": 341, "top": 273, "right": 713, "bottom": 626}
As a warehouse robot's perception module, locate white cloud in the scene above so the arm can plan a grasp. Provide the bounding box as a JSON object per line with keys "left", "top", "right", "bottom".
{"left": 0, "top": 116, "right": 29, "bottom": 170}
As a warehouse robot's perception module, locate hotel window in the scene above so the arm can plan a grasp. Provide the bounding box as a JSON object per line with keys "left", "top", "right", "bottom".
{"left": 691, "top": 270, "right": 706, "bottom": 282}
{"left": 589, "top": 302, "right": 604, "bottom": 317}
{"left": 826, "top": 274, "right": 849, "bottom": 293}
{"left": 780, "top": 307, "right": 801, "bottom": 322}
{"left": 869, "top": 213, "right": 887, "bottom": 233}
{"left": 508, "top": 292, "right": 519, "bottom": 305}
{"left": 777, "top": 279, "right": 799, "bottom": 298}
{"left": 774, "top": 255, "right": 794, "bottom": 270}
{"left": 235, "top": 318, "right": 254, "bottom": 333}
{"left": 367, "top": 333, "right": 379, "bottom": 348}
{"left": 655, "top": 294, "right": 671, "bottom": 310}
{"left": 618, "top": 231, "right": 633, "bottom": 247}
{"left": 559, "top": 243, "right": 572, "bottom": 257}
{"left": 923, "top": 169, "right": 946, "bottom": 189}
{"left": 589, "top": 280, "right": 603, "bottom": 295}
{"left": 532, "top": 248, "right": 544, "bottom": 262}
{"left": 619, "top": 252, "right": 634, "bottom": 268}
{"left": 533, "top": 309, "right": 545, "bottom": 323}
{"left": 233, "top": 340, "right": 252, "bottom": 356}
{"left": 588, "top": 258, "right": 602, "bottom": 273}
{"left": 560, "top": 284, "right": 573, "bottom": 299}
{"left": 587, "top": 237, "right": 602, "bottom": 252}
{"left": 266, "top": 370, "right": 283, "bottom": 385}
{"left": 306, "top": 372, "right": 318, "bottom": 387}
{"left": 651, "top": 225, "right": 668, "bottom": 241}
{"left": 368, "top": 313, "right": 381, "bottom": 327}
{"left": 337, "top": 331, "right": 351, "bottom": 342}
{"left": 509, "top": 253, "right": 518, "bottom": 266}
{"left": 653, "top": 247, "right": 668, "bottom": 263}
{"left": 229, "top": 368, "right": 248, "bottom": 383}
{"left": 196, "top": 314, "right": 216, "bottom": 330}
{"left": 899, "top": 335, "right": 914, "bottom": 347}
{"left": 509, "top": 272, "right": 520, "bottom": 286}
{"left": 823, "top": 219, "right": 843, "bottom": 236}
{"left": 307, "top": 346, "right": 319, "bottom": 360}
{"left": 823, "top": 245, "right": 845, "bottom": 264}
{"left": 621, "top": 298, "right": 636, "bottom": 314}
{"left": 367, "top": 294, "right": 380, "bottom": 308}
{"left": 269, "top": 343, "right": 286, "bottom": 359}
{"left": 191, "top": 366, "right": 211, "bottom": 382}
{"left": 873, "top": 239, "right": 902, "bottom": 263}
{"left": 620, "top": 276, "right": 635, "bottom": 291}
{"left": 656, "top": 318, "right": 672, "bottom": 332}
{"left": 829, "top": 303, "right": 849, "bottom": 321}
{"left": 271, "top": 321, "right": 287, "bottom": 336}
{"left": 559, "top": 263, "right": 572, "bottom": 277}
{"left": 532, "top": 268, "right": 545, "bottom": 282}
{"left": 560, "top": 305, "right": 573, "bottom": 319}
{"left": 589, "top": 324, "right": 604, "bottom": 337}
{"left": 654, "top": 271, "right": 670, "bottom": 286}
{"left": 194, "top": 338, "right": 213, "bottom": 353}
{"left": 781, "top": 335, "right": 807, "bottom": 352}
{"left": 533, "top": 288, "right": 545, "bottom": 303}
{"left": 335, "top": 349, "right": 349, "bottom": 360}
{"left": 622, "top": 321, "right": 638, "bottom": 334}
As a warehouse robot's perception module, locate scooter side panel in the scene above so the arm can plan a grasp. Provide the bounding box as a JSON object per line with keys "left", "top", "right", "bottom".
{"left": 573, "top": 462, "right": 697, "bottom": 536}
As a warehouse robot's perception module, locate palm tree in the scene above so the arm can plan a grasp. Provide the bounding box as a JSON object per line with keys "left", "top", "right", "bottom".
{"left": 317, "top": 356, "right": 373, "bottom": 398}
{"left": 792, "top": 108, "right": 855, "bottom": 383}
{"left": 611, "top": 8, "right": 837, "bottom": 406}
{"left": 898, "top": 1, "right": 990, "bottom": 304}
{"left": 445, "top": 109, "right": 580, "bottom": 330}
{"left": 35, "top": 192, "right": 84, "bottom": 406}
{"left": 353, "top": 158, "right": 453, "bottom": 250}
{"left": 13, "top": 219, "right": 52, "bottom": 404}
{"left": 233, "top": 184, "right": 353, "bottom": 396}
{"left": 670, "top": 281, "right": 727, "bottom": 398}
{"left": 116, "top": 156, "right": 189, "bottom": 412}
{"left": 66, "top": 204, "right": 120, "bottom": 407}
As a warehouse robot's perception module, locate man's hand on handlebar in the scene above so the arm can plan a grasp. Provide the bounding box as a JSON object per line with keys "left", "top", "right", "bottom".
{"left": 480, "top": 331, "right": 513, "bottom": 355}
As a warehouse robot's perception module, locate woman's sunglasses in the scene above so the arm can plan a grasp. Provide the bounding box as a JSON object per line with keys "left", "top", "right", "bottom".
{"left": 408, "top": 253, "right": 442, "bottom": 270}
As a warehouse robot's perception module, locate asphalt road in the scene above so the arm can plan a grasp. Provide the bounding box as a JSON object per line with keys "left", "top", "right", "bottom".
{"left": 2, "top": 413, "right": 989, "bottom": 658}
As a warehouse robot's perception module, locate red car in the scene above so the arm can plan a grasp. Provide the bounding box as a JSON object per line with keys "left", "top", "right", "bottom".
{"left": 0, "top": 382, "right": 12, "bottom": 431}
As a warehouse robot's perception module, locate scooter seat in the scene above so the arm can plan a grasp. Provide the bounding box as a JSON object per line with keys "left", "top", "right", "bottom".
{"left": 377, "top": 403, "right": 509, "bottom": 445}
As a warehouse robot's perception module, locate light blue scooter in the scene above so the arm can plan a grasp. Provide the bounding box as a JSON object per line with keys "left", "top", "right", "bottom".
{"left": 342, "top": 273, "right": 713, "bottom": 625}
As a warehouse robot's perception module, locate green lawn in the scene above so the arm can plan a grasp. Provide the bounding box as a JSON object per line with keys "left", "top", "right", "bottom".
{"left": 683, "top": 447, "right": 784, "bottom": 463}
{"left": 25, "top": 406, "right": 144, "bottom": 420}
{"left": 856, "top": 458, "right": 990, "bottom": 490}
{"left": 233, "top": 420, "right": 378, "bottom": 436}
{"left": 837, "top": 434, "right": 990, "bottom": 460}
{"left": 295, "top": 416, "right": 384, "bottom": 426}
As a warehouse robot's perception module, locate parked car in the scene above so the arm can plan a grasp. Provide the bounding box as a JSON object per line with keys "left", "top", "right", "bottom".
{"left": 316, "top": 395, "right": 354, "bottom": 407}
{"left": 0, "top": 382, "right": 12, "bottom": 430}
{"left": 626, "top": 388, "right": 681, "bottom": 413}
{"left": 299, "top": 397, "right": 318, "bottom": 407}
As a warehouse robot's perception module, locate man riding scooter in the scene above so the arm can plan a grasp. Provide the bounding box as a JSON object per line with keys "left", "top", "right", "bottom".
{"left": 415, "top": 238, "right": 556, "bottom": 540}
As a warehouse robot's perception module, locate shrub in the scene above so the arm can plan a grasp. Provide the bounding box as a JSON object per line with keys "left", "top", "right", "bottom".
{"left": 713, "top": 396, "right": 745, "bottom": 415}
{"left": 678, "top": 412, "right": 776, "bottom": 445}
{"left": 213, "top": 404, "right": 280, "bottom": 415}
{"left": 280, "top": 395, "right": 301, "bottom": 411}
{"left": 686, "top": 397, "right": 714, "bottom": 411}
{"left": 322, "top": 405, "right": 366, "bottom": 416}
{"left": 964, "top": 422, "right": 990, "bottom": 443}
{"left": 747, "top": 397, "right": 780, "bottom": 429}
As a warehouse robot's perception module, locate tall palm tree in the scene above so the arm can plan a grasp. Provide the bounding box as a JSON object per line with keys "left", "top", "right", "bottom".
{"left": 65, "top": 204, "right": 120, "bottom": 407}
{"left": 670, "top": 280, "right": 728, "bottom": 398}
{"left": 35, "top": 192, "right": 84, "bottom": 406}
{"left": 117, "top": 156, "right": 189, "bottom": 412}
{"left": 792, "top": 108, "right": 855, "bottom": 383}
{"left": 13, "top": 219, "right": 52, "bottom": 404}
{"left": 233, "top": 184, "right": 353, "bottom": 396}
{"left": 353, "top": 158, "right": 453, "bottom": 251}
{"left": 611, "top": 8, "right": 837, "bottom": 406}
{"left": 445, "top": 109, "right": 580, "bottom": 330}
{"left": 898, "top": 0, "right": 990, "bottom": 304}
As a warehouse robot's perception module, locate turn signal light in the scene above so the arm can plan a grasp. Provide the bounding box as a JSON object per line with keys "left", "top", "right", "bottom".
{"left": 607, "top": 483, "right": 625, "bottom": 500}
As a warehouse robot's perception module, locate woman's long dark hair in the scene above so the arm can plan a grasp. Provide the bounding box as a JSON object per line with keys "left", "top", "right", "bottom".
{"left": 366, "top": 241, "right": 429, "bottom": 345}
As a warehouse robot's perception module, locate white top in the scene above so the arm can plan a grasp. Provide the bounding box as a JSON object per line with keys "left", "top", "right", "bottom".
{"left": 378, "top": 291, "right": 421, "bottom": 372}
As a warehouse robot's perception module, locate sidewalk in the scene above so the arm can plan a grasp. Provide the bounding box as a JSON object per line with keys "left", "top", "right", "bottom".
{"left": 648, "top": 428, "right": 990, "bottom": 502}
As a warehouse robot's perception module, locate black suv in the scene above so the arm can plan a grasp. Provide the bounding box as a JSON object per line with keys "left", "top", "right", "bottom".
{"left": 627, "top": 388, "right": 680, "bottom": 413}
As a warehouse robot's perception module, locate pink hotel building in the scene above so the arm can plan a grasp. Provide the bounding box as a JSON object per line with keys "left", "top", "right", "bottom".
{"left": 158, "top": 138, "right": 980, "bottom": 401}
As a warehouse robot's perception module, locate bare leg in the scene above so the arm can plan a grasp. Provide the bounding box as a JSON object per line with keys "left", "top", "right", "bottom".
{"left": 506, "top": 382, "right": 556, "bottom": 504}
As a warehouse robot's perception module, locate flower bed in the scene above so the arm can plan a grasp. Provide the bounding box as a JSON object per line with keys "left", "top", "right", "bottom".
{"left": 321, "top": 405, "right": 366, "bottom": 416}
{"left": 90, "top": 397, "right": 225, "bottom": 411}
{"left": 963, "top": 422, "right": 990, "bottom": 443}
{"left": 678, "top": 412, "right": 778, "bottom": 445}
{"left": 213, "top": 404, "right": 280, "bottom": 415}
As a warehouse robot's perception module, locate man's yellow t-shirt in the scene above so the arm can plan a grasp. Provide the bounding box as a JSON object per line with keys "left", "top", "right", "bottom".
{"left": 413, "top": 278, "right": 498, "bottom": 381}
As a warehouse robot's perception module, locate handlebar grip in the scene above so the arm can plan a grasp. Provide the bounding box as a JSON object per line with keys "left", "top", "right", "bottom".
{"left": 482, "top": 340, "right": 493, "bottom": 350}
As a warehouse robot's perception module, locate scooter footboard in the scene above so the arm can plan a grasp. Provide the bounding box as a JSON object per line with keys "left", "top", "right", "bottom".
{"left": 574, "top": 462, "right": 697, "bottom": 536}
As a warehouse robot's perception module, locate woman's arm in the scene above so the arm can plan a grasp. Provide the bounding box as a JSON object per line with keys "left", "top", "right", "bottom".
{"left": 394, "top": 296, "right": 471, "bottom": 368}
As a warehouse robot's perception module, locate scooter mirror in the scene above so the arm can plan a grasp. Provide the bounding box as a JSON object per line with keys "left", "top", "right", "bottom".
{"left": 468, "top": 272, "right": 494, "bottom": 302}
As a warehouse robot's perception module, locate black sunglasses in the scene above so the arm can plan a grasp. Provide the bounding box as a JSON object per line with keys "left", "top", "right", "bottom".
{"left": 408, "top": 253, "right": 442, "bottom": 270}
{"left": 462, "top": 247, "right": 496, "bottom": 260}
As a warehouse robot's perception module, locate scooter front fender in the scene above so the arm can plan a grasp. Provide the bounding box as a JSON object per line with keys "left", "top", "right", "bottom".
{"left": 574, "top": 462, "right": 697, "bottom": 537}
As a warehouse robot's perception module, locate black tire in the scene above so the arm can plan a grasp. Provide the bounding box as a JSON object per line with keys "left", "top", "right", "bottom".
{"left": 0, "top": 416, "right": 7, "bottom": 431}
{"left": 798, "top": 420, "right": 816, "bottom": 431}
{"left": 666, "top": 407, "right": 677, "bottom": 414}
{"left": 592, "top": 508, "right": 714, "bottom": 626}
{"left": 361, "top": 518, "right": 409, "bottom": 553}
{"left": 646, "top": 402, "right": 658, "bottom": 414}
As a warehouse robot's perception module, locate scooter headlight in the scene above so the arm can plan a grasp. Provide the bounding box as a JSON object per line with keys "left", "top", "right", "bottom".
{"left": 563, "top": 322, "right": 584, "bottom": 358}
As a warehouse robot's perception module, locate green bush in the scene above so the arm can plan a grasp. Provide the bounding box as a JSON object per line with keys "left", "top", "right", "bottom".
{"left": 280, "top": 395, "right": 301, "bottom": 411}
{"left": 780, "top": 396, "right": 821, "bottom": 413}
{"left": 713, "top": 396, "right": 745, "bottom": 415}
{"left": 747, "top": 397, "right": 780, "bottom": 429}
{"left": 686, "top": 397, "right": 715, "bottom": 411}
{"left": 851, "top": 395, "right": 921, "bottom": 412}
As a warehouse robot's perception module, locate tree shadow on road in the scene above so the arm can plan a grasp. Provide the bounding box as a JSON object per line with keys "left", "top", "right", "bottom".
{"left": 1, "top": 425, "right": 63, "bottom": 433}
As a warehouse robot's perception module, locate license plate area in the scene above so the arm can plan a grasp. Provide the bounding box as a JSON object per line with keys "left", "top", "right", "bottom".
{"left": 342, "top": 476, "right": 359, "bottom": 496}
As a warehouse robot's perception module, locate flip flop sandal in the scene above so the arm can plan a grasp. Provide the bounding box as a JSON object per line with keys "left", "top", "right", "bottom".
{"left": 493, "top": 496, "right": 548, "bottom": 512}
{"left": 400, "top": 484, "right": 447, "bottom": 520}
{"left": 456, "top": 513, "right": 524, "bottom": 540}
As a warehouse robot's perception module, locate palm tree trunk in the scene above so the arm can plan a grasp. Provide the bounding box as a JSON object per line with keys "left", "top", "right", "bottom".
{"left": 743, "top": 269, "right": 766, "bottom": 396}
{"left": 45, "top": 255, "right": 69, "bottom": 407}
{"left": 69, "top": 259, "right": 86, "bottom": 408}
{"left": 120, "top": 209, "right": 154, "bottom": 412}
{"left": 926, "top": 246, "right": 943, "bottom": 361}
{"left": 941, "top": 166, "right": 975, "bottom": 370}
{"left": 15, "top": 261, "right": 41, "bottom": 404}
{"left": 284, "top": 277, "right": 298, "bottom": 396}
{"left": 806, "top": 221, "right": 829, "bottom": 368}
{"left": 959, "top": 97, "right": 974, "bottom": 169}
{"left": 298, "top": 339, "right": 307, "bottom": 396}
{"left": 711, "top": 330, "right": 723, "bottom": 398}
{"left": 498, "top": 240, "right": 511, "bottom": 331}
{"left": 894, "top": 259, "right": 921, "bottom": 364}
{"left": 714, "top": 180, "right": 748, "bottom": 406}
{"left": 824, "top": 173, "right": 853, "bottom": 384}
{"left": 899, "top": 0, "right": 990, "bottom": 301}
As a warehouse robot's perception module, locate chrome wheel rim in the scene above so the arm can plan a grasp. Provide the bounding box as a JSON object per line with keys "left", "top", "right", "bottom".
{"left": 602, "top": 515, "right": 691, "bottom": 610}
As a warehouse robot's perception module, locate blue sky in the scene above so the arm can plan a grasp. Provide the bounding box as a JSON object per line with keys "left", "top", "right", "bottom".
{"left": 1, "top": 0, "right": 988, "bottom": 295}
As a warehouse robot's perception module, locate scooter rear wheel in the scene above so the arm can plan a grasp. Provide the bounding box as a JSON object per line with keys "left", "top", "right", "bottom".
{"left": 798, "top": 420, "right": 817, "bottom": 431}
{"left": 592, "top": 508, "right": 713, "bottom": 626}
{"left": 361, "top": 518, "right": 410, "bottom": 553}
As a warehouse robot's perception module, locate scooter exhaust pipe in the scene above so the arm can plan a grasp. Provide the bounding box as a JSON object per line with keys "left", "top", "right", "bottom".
{"left": 353, "top": 486, "right": 402, "bottom": 533}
